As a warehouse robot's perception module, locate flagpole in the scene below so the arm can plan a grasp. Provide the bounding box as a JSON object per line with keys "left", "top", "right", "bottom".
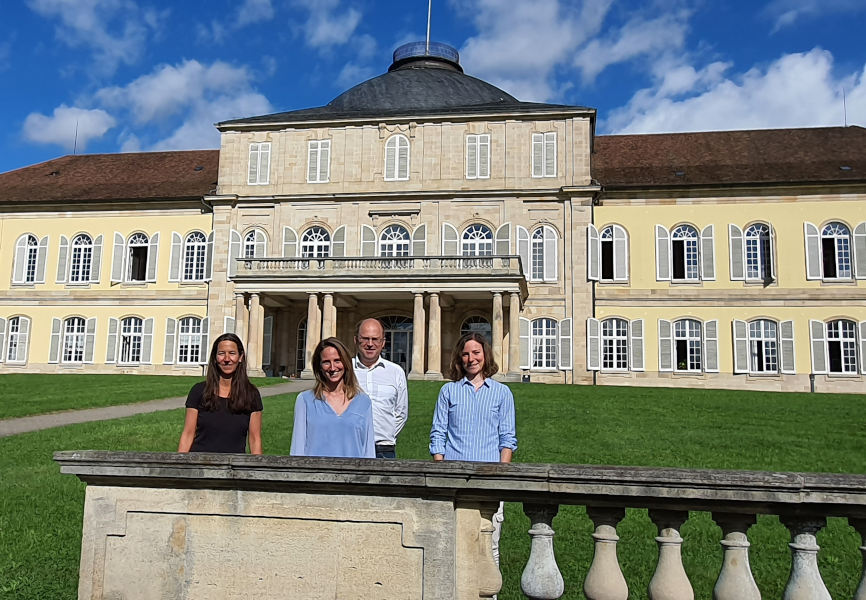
{"left": 426, "top": 0, "right": 432, "bottom": 54}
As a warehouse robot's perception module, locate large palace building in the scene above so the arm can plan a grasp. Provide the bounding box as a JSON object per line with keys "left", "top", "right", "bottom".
{"left": 1, "top": 43, "right": 864, "bottom": 392}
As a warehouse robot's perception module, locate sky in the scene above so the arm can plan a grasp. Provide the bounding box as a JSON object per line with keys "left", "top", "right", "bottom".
{"left": 1, "top": 0, "right": 865, "bottom": 174}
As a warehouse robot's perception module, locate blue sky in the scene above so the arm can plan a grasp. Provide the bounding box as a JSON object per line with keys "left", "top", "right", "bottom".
{"left": 1, "top": 0, "right": 865, "bottom": 174}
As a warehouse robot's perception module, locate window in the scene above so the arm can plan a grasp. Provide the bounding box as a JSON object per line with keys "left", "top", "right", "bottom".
{"left": 62, "top": 317, "right": 86, "bottom": 363}
{"left": 822, "top": 222, "right": 852, "bottom": 279}
{"left": 13, "top": 235, "right": 39, "bottom": 283}
{"left": 531, "top": 318, "right": 557, "bottom": 369}
{"left": 805, "top": 221, "right": 866, "bottom": 281}
{"left": 674, "top": 319, "right": 702, "bottom": 371}
{"left": 602, "top": 318, "right": 629, "bottom": 370}
{"left": 749, "top": 319, "right": 778, "bottom": 373}
{"left": 461, "top": 316, "right": 492, "bottom": 342}
{"left": 587, "top": 224, "right": 628, "bottom": 282}
{"left": 243, "top": 229, "right": 266, "bottom": 259}
{"left": 3, "top": 316, "right": 30, "bottom": 363}
{"left": 69, "top": 234, "right": 93, "bottom": 283}
{"left": 528, "top": 225, "right": 557, "bottom": 282}
{"left": 671, "top": 225, "right": 699, "bottom": 281}
{"left": 384, "top": 134, "right": 409, "bottom": 181}
{"left": 248, "top": 142, "right": 270, "bottom": 185}
{"left": 658, "top": 318, "right": 719, "bottom": 373}
{"left": 461, "top": 224, "right": 493, "bottom": 256}
{"left": 177, "top": 317, "right": 204, "bottom": 364}
{"left": 733, "top": 319, "right": 794, "bottom": 375}
{"left": 307, "top": 139, "right": 331, "bottom": 183}
{"left": 379, "top": 225, "right": 410, "bottom": 257}
{"left": 119, "top": 317, "right": 143, "bottom": 364}
{"left": 296, "top": 318, "right": 307, "bottom": 375}
{"left": 466, "top": 134, "right": 490, "bottom": 179}
{"left": 587, "top": 317, "right": 643, "bottom": 372}
{"left": 301, "top": 227, "right": 331, "bottom": 258}
{"left": 730, "top": 223, "right": 774, "bottom": 282}
{"left": 126, "top": 233, "right": 149, "bottom": 281}
{"left": 810, "top": 319, "right": 865, "bottom": 375}
{"left": 531, "top": 132, "right": 556, "bottom": 177}
{"left": 656, "top": 224, "right": 714, "bottom": 282}
{"left": 183, "top": 232, "right": 208, "bottom": 281}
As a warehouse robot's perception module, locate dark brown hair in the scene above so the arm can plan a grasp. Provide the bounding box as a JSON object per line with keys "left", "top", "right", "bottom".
{"left": 448, "top": 332, "right": 499, "bottom": 381}
{"left": 202, "top": 333, "right": 258, "bottom": 412}
{"left": 312, "top": 337, "right": 361, "bottom": 400}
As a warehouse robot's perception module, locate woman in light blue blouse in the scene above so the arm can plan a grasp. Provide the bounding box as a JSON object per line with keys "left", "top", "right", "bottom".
{"left": 290, "top": 337, "right": 375, "bottom": 458}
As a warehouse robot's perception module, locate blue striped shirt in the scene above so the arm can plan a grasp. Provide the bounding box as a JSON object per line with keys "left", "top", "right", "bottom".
{"left": 429, "top": 377, "right": 517, "bottom": 462}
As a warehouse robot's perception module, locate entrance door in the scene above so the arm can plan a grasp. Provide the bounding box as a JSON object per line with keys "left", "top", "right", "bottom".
{"left": 380, "top": 315, "right": 413, "bottom": 372}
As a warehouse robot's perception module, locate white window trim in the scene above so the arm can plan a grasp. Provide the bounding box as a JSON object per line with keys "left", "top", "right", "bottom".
{"left": 531, "top": 132, "right": 556, "bottom": 178}
{"left": 248, "top": 142, "right": 271, "bottom": 185}
{"left": 384, "top": 134, "right": 410, "bottom": 181}
{"left": 307, "top": 139, "right": 331, "bottom": 183}
{"left": 465, "top": 133, "right": 490, "bottom": 179}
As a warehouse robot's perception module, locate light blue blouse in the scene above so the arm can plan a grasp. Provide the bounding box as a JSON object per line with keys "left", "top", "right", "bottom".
{"left": 290, "top": 389, "right": 376, "bottom": 458}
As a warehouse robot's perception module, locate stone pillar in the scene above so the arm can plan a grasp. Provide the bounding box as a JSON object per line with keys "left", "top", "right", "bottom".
{"left": 648, "top": 510, "right": 694, "bottom": 600}
{"left": 409, "top": 292, "right": 425, "bottom": 379}
{"left": 521, "top": 504, "right": 564, "bottom": 600}
{"left": 426, "top": 292, "right": 442, "bottom": 378}
{"left": 234, "top": 293, "right": 247, "bottom": 341}
{"left": 301, "top": 293, "right": 319, "bottom": 379}
{"left": 782, "top": 518, "right": 831, "bottom": 600}
{"left": 247, "top": 293, "right": 262, "bottom": 373}
{"left": 491, "top": 292, "right": 503, "bottom": 369}
{"left": 584, "top": 507, "right": 628, "bottom": 600}
{"left": 508, "top": 292, "right": 521, "bottom": 378}
{"left": 322, "top": 293, "right": 334, "bottom": 339}
{"left": 712, "top": 513, "right": 760, "bottom": 600}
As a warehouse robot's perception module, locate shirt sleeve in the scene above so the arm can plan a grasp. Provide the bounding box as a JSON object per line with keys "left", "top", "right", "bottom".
{"left": 185, "top": 382, "right": 204, "bottom": 409}
{"left": 363, "top": 395, "right": 376, "bottom": 459}
{"left": 393, "top": 370, "right": 409, "bottom": 437}
{"left": 429, "top": 383, "right": 450, "bottom": 456}
{"left": 252, "top": 387, "right": 263, "bottom": 412}
{"left": 290, "top": 392, "right": 307, "bottom": 456}
{"left": 497, "top": 384, "right": 518, "bottom": 452}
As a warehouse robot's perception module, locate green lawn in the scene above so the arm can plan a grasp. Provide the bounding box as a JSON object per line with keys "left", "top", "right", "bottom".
{"left": 0, "top": 374, "right": 282, "bottom": 420}
{"left": 1, "top": 380, "right": 865, "bottom": 599}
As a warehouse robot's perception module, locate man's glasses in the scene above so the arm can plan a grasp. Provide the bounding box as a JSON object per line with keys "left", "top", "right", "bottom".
{"left": 357, "top": 337, "right": 383, "bottom": 344}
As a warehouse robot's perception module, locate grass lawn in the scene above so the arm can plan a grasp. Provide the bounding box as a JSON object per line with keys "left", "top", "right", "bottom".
{"left": 0, "top": 374, "right": 282, "bottom": 420}
{"left": 1, "top": 380, "right": 865, "bottom": 599}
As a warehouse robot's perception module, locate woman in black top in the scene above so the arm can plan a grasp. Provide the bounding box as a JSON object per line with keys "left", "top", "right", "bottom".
{"left": 178, "top": 333, "right": 263, "bottom": 454}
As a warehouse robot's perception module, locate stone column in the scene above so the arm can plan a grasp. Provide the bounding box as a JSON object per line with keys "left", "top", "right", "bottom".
{"left": 521, "top": 504, "right": 564, "bottom": 599}
{"left": 426, "top": 292, "right": 442, "bottom": 378}
{"left": 409, "top": 292, "right": 426, "bottom": 379}
{"left": 322, "top": 293, "right": 334, "bottom": 339}
{"left": 301, "top": 293, "right": 319, "bottom": 379}
{"left": 782, "top": 518, "right": 831, "bottom": 600}
{"left": 247, "top": 293, "right": 261, "bottom": 372}
{"left": 491, "top": 292, "right": 503, "bottom": 369}
{"left": 508, "top": 292, "right": 521, "bottom": 377}
{"left": 234, "top": 293, "right": 247, "bottom": 341}
{"left": 713, "top": 513, "right": 760, "bottom": 600}
{"left": 648, "top": 510, "right": 694, "bottom": 600}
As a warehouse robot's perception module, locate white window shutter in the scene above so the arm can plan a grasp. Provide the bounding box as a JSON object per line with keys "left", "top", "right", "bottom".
{"left": 307, "top": 141, "right": 318, "bottom": 183}
{"left": 703, "top": 319, "right": 719, "bottom": 372}
{"left": 13, "top": 236, "right": 27, "bottom": 283}
{"left": 442, "top": 223, "right": 458, "bottom": 255}
{"left": 809, "top": 319, "right": 827, "bottom": 374}
{"left": 198, "top": 318, "right": 209, "bottom": 364}
{"left": 587, "top": 225, "right": 600, "bottom": 281}
{"left": 543, "top": 226, "right": 557, "bottom": 281}
{"left": 585, "top": 318, "right": 600, "bottom": 371}
{"left": 558, "top": 318, "right": 572, "bottom": 370}
{"left": 412, "top": 224, "right": 426, "bottom": 257}
{"left": 466, "top": 135, "right": 478, "bottom": 179}
{"left": 224, "top": 316, "right": 236, "bottom": 335}
{"left": 804, "top": 222, "right": 821, "bottom": 280}
{"left": 332, "top": 225, "right": 346, "bottom": 258}
{"left": 780, "top": 320, "right": 796, "bottom": 374}
{"left": 768, "top": 223, "right": 777, "bottom": 281}
{"left": 106, "top": 317, "right": 119, "bottom": 363}
{"left": 111, "top": 232, "right": 125, "bottom": 283}
{"left": 164, "top": 318, "right": 177, "bottom": 364}
{"left": 729, "top": 224, "right": 744, "bottom": 281}
{"left": 142, "top": 318, "right": 154, "bottom": 365}
{"left": 56, "top": 235, "right": 69, "bottom": 283}
{"left": 259, "top": 143, "right": 270, "bottom": 184}
{"left": 519, "top": 317, "right": 531, "bottom": 369}
{"left": 254, "top": 230, "right": 266, "bottom": 258}
{"left": 248, "top": 143, "right": 259, "bottom": 184}
{"left": 361, "top": 225, "right": 377, "bottom": 257}
{"left": 732, "top": 320, "right": 749, "bottom": 374}
{"left": 384, "top": 137, "right": 396, "bottom": 180}
{"left": 613, "top": 225, "right": 628, "bottom": 282}
{"left": 517, "top": 226, "right": 529, "bottom": 279}
{"left": 84, "top": 317, "right": 97, "bottom": 363}
{"left": 205, "top": 232, "right": 214, "bottom": 281}
{"left": 283, "top": 227, "right": 298, "bottom": 258}
{"left": 89, "top": 234, "right": 103, "bottom": 283}
{"left": 658, "top": 319, "right": 673, "bottom": 372}
{"left": 478, "top": 134, "right": 490, "bottom": 178}
{"left": 15, "top": 317, "right": 31, "bottom": 363}
{"left": 544, "top": 132, "right": 556, "bottom": 176}
{"left": 319, "top": 140, "right": 330, "bottom": 182}
{"left": 700, "top": 225, "right": 715, "bottom": 281}
{"left": 169, "top": 232, "right": 182, "bottom": 282}
{"left": 398, "top": 139, "right": 409, "bottom": 180}
{"left": 531, "top": 133, "right": 543, "bottom": 177}
{"left": 854, "top": 222, "right": 866, "bottom": 279}
{"left": 860, "top": 321, "right": 866, "bottom": 375}
{"left": 263, "top": 315, "right": 274, "bottom": 367}
{"left": 630, "top": 319, "right": 645, "bottom": 371}
{"left": 495, "top": 223, "right": 510, "bottom": 255}
{"left": 36, "top": 236, "right": 48, "bottom": 283}
{"left": 49, "top": 318, "right": 62, "bottom": 363}
{"left": 145, "top": 232, "right": 159, "bottom": 282}
{"left": 0, "top": 318, "right": 5, "bottom": 362}
{"left": 655, "top": 225, "right": 671, "bottom": 281}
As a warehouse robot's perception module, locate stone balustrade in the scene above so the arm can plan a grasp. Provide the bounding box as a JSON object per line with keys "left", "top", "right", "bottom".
{"left": 56, "top": 451, "right": 866, "bottom": 600}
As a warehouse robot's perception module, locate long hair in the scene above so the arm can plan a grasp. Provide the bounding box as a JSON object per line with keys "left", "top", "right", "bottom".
{"left": 312, "top": 337, "right": 361, "bottom": 400}
{"left": 203, "top": 333, "right": 258, "bottom": 412}
{"left": 448, "top": 332, "right": 499, "bottom": 381}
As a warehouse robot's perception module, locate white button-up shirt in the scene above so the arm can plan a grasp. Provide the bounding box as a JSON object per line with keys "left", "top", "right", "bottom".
{"left": 353, "top": 355, "right": 409, "bottom": 445}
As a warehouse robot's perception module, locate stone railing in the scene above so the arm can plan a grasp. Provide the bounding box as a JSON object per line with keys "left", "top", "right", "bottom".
{"left": 56, "top": 451, "right": 866, "bottom": 600}
{"left": 233, "top": 254, "right": 524, "bottom": 278}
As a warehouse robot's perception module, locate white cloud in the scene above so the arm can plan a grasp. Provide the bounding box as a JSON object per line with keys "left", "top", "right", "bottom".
{"left": 291, "top": 0, "right": 361, "bottom": 49}
{"left": 26, "top": 0, "right": 164, "bottom": 75}
{"left": 763, "top": 0, "right": 864, "bottom": 31}
{"left": 197, "top": 0, "right": 275, "bottom": 44}
{"left": 22, "top": 105, "right": 116, "bottom": 150}
{"left": 604, "top": 48, "right": 866, "bottom": 133}
{"left": 236, "top": 0, "right": 275, "bottom": 27}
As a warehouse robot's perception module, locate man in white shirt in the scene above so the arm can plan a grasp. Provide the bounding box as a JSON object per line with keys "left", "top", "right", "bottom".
{"left": 353, "top": 318, "right": 409, "bottom": 458}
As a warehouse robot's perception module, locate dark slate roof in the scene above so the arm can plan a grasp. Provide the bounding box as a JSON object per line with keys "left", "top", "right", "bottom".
{"left": 0, "top": 150, "right": 219, "bottom": 205}
{"left": 593, "top": 126, "right": 866, "bottom": 188}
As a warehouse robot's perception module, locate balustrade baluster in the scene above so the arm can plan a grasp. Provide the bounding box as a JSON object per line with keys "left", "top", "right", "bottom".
{"left": 712, "top": 513, "right": 760, "bottom": 600}
{"left": 584, "top": 507, "right": 628, "bottom": 600}
{"left": 853, "top": 519, "right": 866, "bottom": 600}
{"left": 520, "top": 503, "right": 564, "bottom": 600}
{"left": 781, "top": 517, "right": 831, "bottom": 600}
{"left": 648, "top": 510, "right": 694, "bottom": 600}
{"left": 478, "top": 503, "right": 503, "bottom": 599}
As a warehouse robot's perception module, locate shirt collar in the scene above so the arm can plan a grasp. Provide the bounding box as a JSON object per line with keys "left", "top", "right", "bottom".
{"left": 460, "top": 376, "right": 491, "bottom": 388}
{"left": 354, "top": 355, "right": 385, "bottom": 370}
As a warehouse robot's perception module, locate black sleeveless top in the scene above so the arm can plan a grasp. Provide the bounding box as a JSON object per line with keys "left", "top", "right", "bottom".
{"left": 185, "top": 382, "right": 263, "bottom": 453}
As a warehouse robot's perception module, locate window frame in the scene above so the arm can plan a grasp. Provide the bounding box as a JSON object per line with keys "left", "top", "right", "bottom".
{"left": 379, "top": 224, "right": 411, "bottom": 257}
{"left": 118, "top": 316, "right": 144, "bottom": 365}
{"left": 821, "top": 222, "right": 853, "bottom": 280}
{"left": 384, "top": 134, "right": 410, "bottom": 181}
{"left": 177, "top": 316, "right": 203, "bottom": 365}
{"left": 531, "top": 132, "right": 556, "bottom": 178}
{"left": 307, "top": 139, "right": 331, "bottom": 183}
{"left": 530, "top": 317, "right": 557, "bottom": 369}
{"left": 69, "top": 234, "right": 94, "bottom": 283}
{"left": 300, "top": 226, "right": 331, "bottom": 258}
{"left": 248, "top": 141, "right": 271, "bottom": 185}
{"left": 601, "top": 317, "right": 629, "bottom": 371}
{"left": 62, "top": 316, "right": 87, "bottom": 363}
{"left": 465, "top": 133, "right": 490, "bottom": 179}
{"left": 461, "top": 224, "right": 494, "bottom": 257}
{"left": 182, "top": 231, "right": 208, "bottom": 282}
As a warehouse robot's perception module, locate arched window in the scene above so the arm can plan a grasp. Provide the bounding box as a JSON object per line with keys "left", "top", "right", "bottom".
{"left": 821, "top": 222, "right": 852, "bottom": 279}
{"left": 296, "top": 318, "right": 307, "bottom": 375}
{"left": 531, "top": 318, "right": 557, "bottom": 369}
{"left": 119, "top": 317, "right": 144, "bottom": 364}
{"left": 301, "top": 226, "right": 331, "bottom": 258}
{"left": 243, "top": 229, "right": 266, "bottom": 259}
{"left": 744, "top": 224, "right": 772, "bottom": 281}
{"left": 62, "top": 317, "right": 86, "bottom": 363}
{"left": 460, "top": 316, "right": 492, "bottom": 342}
{"left": 177, "top": 316, "right": 203, "bottom": 364}
{"left": 5, "top": 316, "right": 30, "bottom": 363}
{"left": 671, "top": 225, "right": 699, "bottom": 281}
{"left": 69, "top": 234, "right": 93, "bottom": 283}
{"left": 673, "top": 318, "right": 702, "bottom": 371}
{"left": 126, "top": 233, "right": 149, "bottom": 282}
{"left": 461, "top": 224, "right": 493, "bottom": 256}
{"left": 183, "top": 232, "right": 208, "bottom": 281}
{"left": 601, "top": 318, "right": 629, "bottom": 370}
{"left": 379, "top": 315, "right": 413, "bottom": 372}
{"left": 379, "top": 225, "right": 410, "bottom": 257}
{"left": 827, "top": 319, "right": 858, "bottom": 373}
{"left": 14, "top": 235, "right": 39, "bottom": 283}
{"left": 748, "top": 319, "right": 778, "bottom": 373}
{"left": 384, "top": 135, "right": 409, "bottom": 181}
{"left": 530, "top": 225, "right": 557, "bottom": 281}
